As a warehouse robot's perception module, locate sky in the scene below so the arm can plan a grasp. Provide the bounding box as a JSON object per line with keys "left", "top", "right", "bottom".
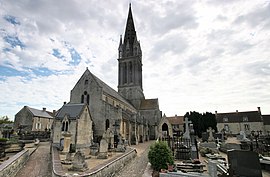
{"left": 1, "top": 0, "right": 270, "bottom": 120}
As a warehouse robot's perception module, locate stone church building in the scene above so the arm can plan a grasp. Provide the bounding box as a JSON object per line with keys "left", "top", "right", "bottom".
{"left": 53, "top": 5, "right": 161, "bottom": 146}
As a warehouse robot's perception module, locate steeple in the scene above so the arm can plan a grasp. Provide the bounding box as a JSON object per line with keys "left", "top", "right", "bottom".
{"left": 118, "top": 4, "right": 144, "bottom": 109}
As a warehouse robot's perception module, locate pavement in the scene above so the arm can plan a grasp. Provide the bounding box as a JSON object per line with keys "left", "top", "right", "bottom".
{"left": 114, "top": 140, "right": 155, "bottom": 177}
{"left": 15, "top": 142, "right": 52, "bottom": 177}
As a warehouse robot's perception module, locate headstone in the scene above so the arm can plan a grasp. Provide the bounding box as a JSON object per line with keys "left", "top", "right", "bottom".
{"left": 0, "top": 130, "right": 3, "bottom": 138}
{"left": 207, "top": 127, "right": 215, "bottom": 142}
{"left": 239, "top": 131, "right": 249, "bottom": 141}
{"left": 183, "top": 118, "right": 191, "bottom": 139}
{"left": 115, "top": 135, "right": 126, "bottom": 152}
{"left": 228, "top": 150, "right": 262, "bottom": 177}
{"left": 102, "top": 128, "right": 114, "bottom": 149}
{"left": 97, "top": 138, "right": 108, "bottom": 159}
{"left": 61, "top": 152, "right": 72, "bottom": 165}
{"left": 208, "top": 160, "right": 217, "bottom": 177}
{"left": 69, "top": 151, "right": 88, "bottom": 172}
{"left": 62, "top": 132, "right": 72, "bottom": 153}
{"left": 90, "top": 143, "right": 99, "bottom": 156}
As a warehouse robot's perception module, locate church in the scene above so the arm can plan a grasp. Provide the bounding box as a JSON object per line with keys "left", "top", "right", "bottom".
{"left": 52, "top": 4, "right": 161, "bottom": 147}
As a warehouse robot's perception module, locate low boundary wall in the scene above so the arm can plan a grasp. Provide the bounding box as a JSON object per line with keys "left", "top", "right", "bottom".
{"left": 52, "top": 147, "right": 137, "bottom": 177}
{"left": 0, "top": 149, "right": 29, "bottom": 177}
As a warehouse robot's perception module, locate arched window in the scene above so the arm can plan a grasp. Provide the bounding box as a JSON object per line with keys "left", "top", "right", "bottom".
{"left": 65, "top": 122, "right": 68, "bottom": 131}
{"left": 106, "top": 119, "right": 110, "bottom": 130}
{"left": 81, "top": 95, "right": 84, "bottom": 103}
{"left": 62, "top": 122, "right": 65, "bottom": 131}
{"left": 124, "top": 63, "right": 127, "bottom": 84}
{"left": 87, "top": 94, "right": 90, "bottom": 105}
{"left": 85, "top": 79, "right": 88, "bottom": 85}
{"left": 129, "top": 61, "right": 133, "bottom": 83}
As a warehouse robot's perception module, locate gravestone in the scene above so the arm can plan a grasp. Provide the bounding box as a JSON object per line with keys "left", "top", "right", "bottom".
{"left": 208, "top": 160, "right": 217, "bottom": 177}
{"left": 90, "top": 143, "right": 99, "bottom": 156}
{"left": 62, "top": 132, "right": 72, "bottom": 153}
{"left": 239, "top": 131, "right": 249, "bottom": 141}
{"left": 61, "top": 152, "right": 72, "bottom": 165}
{"left": 97, "top": 138, "right": 108, "bottom": 159}
{"left": 115, "top": 135, "right": 126, "bottom": 152}
{"left": 183, "top": 118, "right": 191, "bottom": 139}
{"left": 207, "top": 127, "right": 215, "bottom": 142}
{"left": 0, "top": 130, "right": 3, "bottom": 138}
{"left": 103, "top": 128, "right": 114, "bottom": 149}
{"left": 228, "top": 150, "right": 262, "bottom": 177}
{"left": 69, "top": 151, "right": 88, "bottom": 172}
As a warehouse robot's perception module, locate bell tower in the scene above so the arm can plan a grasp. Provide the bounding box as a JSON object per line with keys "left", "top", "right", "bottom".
{"left": 118, "top": 4, "right": 144, "bottom": 109}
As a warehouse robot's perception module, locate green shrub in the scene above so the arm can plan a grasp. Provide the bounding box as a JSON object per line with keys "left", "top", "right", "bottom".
{"left": 148, "top": 141, "right": 174, "bottom": 171}
{"left": 0, "top": 138, "right": 8, "bottom": 142}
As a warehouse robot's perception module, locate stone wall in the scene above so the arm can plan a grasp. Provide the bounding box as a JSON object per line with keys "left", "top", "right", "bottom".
{"left": 0, "top": 149, "right": 29, "bottom": 177}
{"left": 52, "top": 147, "right": 137, "bottom": 177}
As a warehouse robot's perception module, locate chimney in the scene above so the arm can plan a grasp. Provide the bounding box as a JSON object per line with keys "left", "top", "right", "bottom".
{"left": 236, "top": 110, "right": 238, "bottom": 113}
{"left": 64, "top": 102, "right": 66, "bottom": 105}
{"left": 53, "top": 110, "right": 56, "bottom": 115}
{"left": 175, "top": 114, "right": 177, "bottom": 118}
{"left": 258, "top": 107, "right": 261, "bottom": 114}
{"left": 42, "top": 108, "right": 46, "bottom": 111}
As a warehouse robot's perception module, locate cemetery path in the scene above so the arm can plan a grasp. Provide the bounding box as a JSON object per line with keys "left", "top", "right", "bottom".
{"left": 114, "top": 141, "right": 155, "bottom": 177}
{"left": 15, "top": 141, "right": 52, "bottom": 177}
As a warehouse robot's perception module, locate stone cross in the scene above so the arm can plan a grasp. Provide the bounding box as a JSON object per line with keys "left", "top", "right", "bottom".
{"left": 183, "top": 117, "right": 192, "bottom": 139}
{"left": 207, "top": 127, "right": 215, "bottom": 142}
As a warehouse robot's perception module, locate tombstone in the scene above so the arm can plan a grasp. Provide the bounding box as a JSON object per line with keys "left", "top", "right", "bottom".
{"left": 228, "top": 150, "right": 262, "bottom": 177}
{"left": 102, "top": 128, "right": 114, "bottom": 149}
{"left": 190, "top": 124, "right": 198, "bottom": 160}
{"left": 207, "top": 127, "right": 215, "bottom": 142}
{"left": 90, "top": 143, "right": 99, "bottom": 156}
{"left": 208, "top": 160, "right": 217, "bottom": 177}
{"left": 69, "top": 151, "right": 88, "bottom": 172}
{"left": 202, "top": 132, "right": 208, "bottom": 142}
{"left": 97, "top": 138, "right": 108, "bottom": 159}
{"left": 62, "top": 132, "right": 72, "bottom": 153}
{"left": 115, "top": 135, "right": 126, "bottom": 152}
{"left": 183, "top": 118, "right": 191, "bottom": 139}
{"left": 61, "top": 152, "right": 72, "bottom": 165}
{"left": 239, "top": 131, "right": 249, "bottom": 141}
{"left": 0, "top": 130, "right": 3, "bottom": 138}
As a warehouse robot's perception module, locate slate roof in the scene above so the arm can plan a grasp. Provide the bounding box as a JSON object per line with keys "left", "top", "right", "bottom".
{"left": 216, "top": 111, "right": 262, "bottom": 123}
{"left": 56, "top": 103, "right": 85, "bottom": 119}
{"left": 166, "top": 115, "right": 184, "bottom": 125}
{"left": 82, "top": 69, "right": 136, "bottom": 111}
{"left": 140, "top": 99, "right": 159, "bottom": 110}
{"left": 27, "top": 107, "right": 53, "bottom": 119}
{"left": 263, "top": 115, "right": 270, "bottom": 125}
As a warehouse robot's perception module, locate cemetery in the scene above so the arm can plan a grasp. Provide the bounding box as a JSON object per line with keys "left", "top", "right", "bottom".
{"left": 156, "top": 117, "right": 270, "bottom": 177}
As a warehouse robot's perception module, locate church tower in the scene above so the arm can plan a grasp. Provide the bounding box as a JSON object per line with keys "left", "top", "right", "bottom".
{"left": 118, "top": 4, "right": 145, "bottom": 109}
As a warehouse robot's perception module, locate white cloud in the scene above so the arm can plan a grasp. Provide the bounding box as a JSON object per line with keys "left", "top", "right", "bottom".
{"left": 1, "top": 0, "right": 270, "bottom": 120}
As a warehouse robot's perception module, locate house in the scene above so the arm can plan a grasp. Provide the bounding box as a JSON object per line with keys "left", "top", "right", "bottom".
{"left": 158, "top": 114, "right": 184, "bottom": 138}
{"left": 215, "top": 107, "right": 264, "bottom": 135}
{"left": 52, "top": 103, "right": 93, "bottom": 152}
{"left": 14, "top": 106, "right": 53, "bottom": 132}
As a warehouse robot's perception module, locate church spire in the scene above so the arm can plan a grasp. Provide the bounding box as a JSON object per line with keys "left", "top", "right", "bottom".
{"left": 123, "top": 3, "right": 137, "bottom": 56}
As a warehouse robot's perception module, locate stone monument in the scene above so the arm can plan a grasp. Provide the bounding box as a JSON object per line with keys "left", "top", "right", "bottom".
{"left": 62, "top": 132, "right": 72, "bottom": 153}
{"left": 69, "top": 151, "right": 88, "bottom": 172}
{"left": 183, "top": 117, "right": 191, "bottom": 139}
{"left": 207, "top": 127, "right": 215, "bottom": 142}
{"left": 97, "top": 138, "right": 108, "bottom": 159}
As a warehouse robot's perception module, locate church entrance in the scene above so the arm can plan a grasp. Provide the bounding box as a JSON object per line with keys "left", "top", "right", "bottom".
{"left": 162, "top": 123, "right": 169, "bottom": 137}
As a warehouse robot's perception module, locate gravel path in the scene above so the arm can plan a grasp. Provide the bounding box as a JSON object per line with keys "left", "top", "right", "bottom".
{"left": 114, "top": 141, "right": 154, "bottom": 177}
{"left": 15, "top": 142, "right": 52, "bottom": 177}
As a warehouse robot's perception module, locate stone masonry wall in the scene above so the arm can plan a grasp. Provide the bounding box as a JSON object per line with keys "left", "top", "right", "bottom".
{"left": 52, "top": 146, "right": 137, "bottom": 177}
{"left": 0, "top": 149, "right": 29, "bottom": 177}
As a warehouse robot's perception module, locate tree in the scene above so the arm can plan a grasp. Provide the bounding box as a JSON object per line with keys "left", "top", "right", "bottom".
{"left": 184, "top": 111, "right": 217, "bottom": 138}
{"left": 0, "top": 116, "right": 13, "bottom": 125}
{"left": 148, "top": 141, "right": 174, "bottom": 171}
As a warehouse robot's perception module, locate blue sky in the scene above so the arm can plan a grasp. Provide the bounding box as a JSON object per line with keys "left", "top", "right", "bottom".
{"left": 1, "top": 0, "right": 270, "bottom": 120}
